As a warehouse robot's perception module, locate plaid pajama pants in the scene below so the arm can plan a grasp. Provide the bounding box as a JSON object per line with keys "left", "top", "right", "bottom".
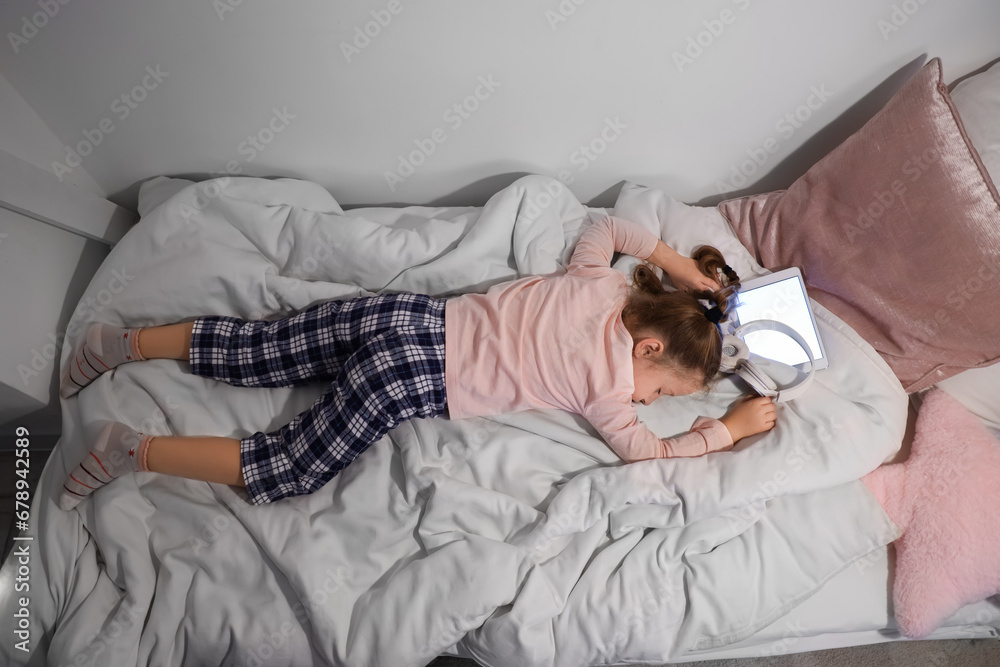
{"left": 188, "top": 293, "right": 449, "bottom": 505}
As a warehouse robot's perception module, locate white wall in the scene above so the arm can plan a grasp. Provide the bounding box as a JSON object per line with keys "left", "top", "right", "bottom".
{"left": 1, "top": 1, "right": 998, "bottom": 213}
{"left": 0, "top": 71, "right": 105, "bottom": 197}
{"left": 0, "top": 206, "right": 107, "bottom": 445}
{"left": 0, "top": 71, "right": 109, "bottom": 445}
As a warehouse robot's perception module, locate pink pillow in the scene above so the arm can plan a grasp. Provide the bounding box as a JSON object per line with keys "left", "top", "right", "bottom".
{"left": 880, "top": 389, "right": 1000, "bottom": 638}
{"left": 718, "top": 58, "right": 1000, "bottom": 394}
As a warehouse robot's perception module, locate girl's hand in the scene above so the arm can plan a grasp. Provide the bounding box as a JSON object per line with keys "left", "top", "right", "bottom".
{"left": 647, "top": 241, "right": 721, "bottom": 294}
{"left": 664, "top": 255, "right": 722, "bottom": 294}
{"left": 720, "top": 394, "right": 776, "bottom": 443}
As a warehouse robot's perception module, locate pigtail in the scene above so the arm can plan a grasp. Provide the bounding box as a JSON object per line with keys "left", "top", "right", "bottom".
{"left": 631, "top": 262, "right": 668, "bottom": 296}
{"left": 691, "top": 245, "right": 741, "bottom": 324}
{"left": 622, "top": 245, "right": 742, "bottom": 391}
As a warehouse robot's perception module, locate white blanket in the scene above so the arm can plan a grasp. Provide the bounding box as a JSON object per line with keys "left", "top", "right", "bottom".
{"left": 1, "top": 174, "right": 904, "bottom": 667}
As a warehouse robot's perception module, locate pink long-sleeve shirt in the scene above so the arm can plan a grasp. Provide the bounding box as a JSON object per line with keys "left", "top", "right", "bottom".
{"left": 443, "top": 215, "right": 734, "bottom": 462}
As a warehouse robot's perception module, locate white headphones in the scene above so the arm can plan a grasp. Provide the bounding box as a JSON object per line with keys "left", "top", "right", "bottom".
{"left": 718, "top": 320, "right": 816, "bottom": 403}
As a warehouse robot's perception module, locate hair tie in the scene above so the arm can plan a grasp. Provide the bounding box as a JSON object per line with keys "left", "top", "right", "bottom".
{"left": 722, "top": 265, "right": 732, "bottom": 274}
{"left": 704, "top": 305, "right": 723, "bottom": 324}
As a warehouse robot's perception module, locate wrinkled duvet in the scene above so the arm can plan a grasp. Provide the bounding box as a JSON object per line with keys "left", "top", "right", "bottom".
{"left": 0, "top": 174, "right": 905, "bottom": 667}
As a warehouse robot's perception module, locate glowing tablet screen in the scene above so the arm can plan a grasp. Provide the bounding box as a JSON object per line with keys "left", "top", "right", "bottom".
{"left": 734, "top": 277, "right": 824, "bottom": 367}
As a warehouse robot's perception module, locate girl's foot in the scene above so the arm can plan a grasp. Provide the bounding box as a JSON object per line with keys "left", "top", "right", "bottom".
{"left": 60, "top": 323, "right": 145, "bottom": 398}
{"left": 58, "top": 422, "right": 153, "bottom": 511}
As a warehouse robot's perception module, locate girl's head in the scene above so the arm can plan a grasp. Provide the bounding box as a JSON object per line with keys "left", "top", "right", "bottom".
{"left": 621, "top": 246, "right": 741, "bottom": 405}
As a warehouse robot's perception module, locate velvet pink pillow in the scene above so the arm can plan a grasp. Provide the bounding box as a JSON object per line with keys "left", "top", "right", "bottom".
{"left": 718, "top": 58, "right": 1000, "bottom": 394}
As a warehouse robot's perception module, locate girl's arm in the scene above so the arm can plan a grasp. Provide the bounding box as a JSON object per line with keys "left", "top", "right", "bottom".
{"left": 646, "top": 239, "right": 685, "bottom": 273}
{"left": 569, "top": 216, "right": 721, "bottom": 292}
{"left": 584, "top": 397, "right": 734, "bottom": 462}
{"left": 568, "top": 215, "right": 660, "bottom": 271}
{"left": 648, "top": 239, "right": 722, "bottom": 293}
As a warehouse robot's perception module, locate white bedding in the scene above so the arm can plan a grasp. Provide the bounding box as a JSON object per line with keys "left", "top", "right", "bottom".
{"left": 2, "top": 174, "right": 912, "bottom": 666}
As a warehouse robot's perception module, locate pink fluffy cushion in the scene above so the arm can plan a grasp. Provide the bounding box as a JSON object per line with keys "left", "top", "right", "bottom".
{"left": 890, "top": 389, "right": 1000, "bottom": 638}
{"left": 718, "top": 58, "right": 1000, "bottom": 394}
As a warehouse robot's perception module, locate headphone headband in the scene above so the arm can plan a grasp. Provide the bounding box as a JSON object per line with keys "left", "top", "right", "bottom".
{"left": 724, "top": 320, "right": 816, "bottom": 402}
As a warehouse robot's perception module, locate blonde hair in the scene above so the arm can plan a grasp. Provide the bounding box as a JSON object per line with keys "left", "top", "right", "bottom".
{"left": 620, "top": 246, "right": 741, "bottom": 392}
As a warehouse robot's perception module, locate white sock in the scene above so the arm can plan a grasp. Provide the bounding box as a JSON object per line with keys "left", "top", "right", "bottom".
{"left": 58, "top": 422, "right": 153, "bottom": 511}
{"left": 60, "top": 322, "right": 145, "bottom": 398}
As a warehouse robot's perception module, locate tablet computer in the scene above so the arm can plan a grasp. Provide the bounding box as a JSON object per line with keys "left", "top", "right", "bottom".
{"left": 728, "top": 267, "right": 829, "bottom": 371}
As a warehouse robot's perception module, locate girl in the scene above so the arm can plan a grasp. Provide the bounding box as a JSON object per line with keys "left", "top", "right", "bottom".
{"left": 58, "top": 215, "right": 776, "bottom": 510}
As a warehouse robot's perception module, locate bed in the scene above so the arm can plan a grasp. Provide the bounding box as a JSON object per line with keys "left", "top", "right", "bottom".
{"left": 2, "top": 56, "right": 999, "bottom": 666}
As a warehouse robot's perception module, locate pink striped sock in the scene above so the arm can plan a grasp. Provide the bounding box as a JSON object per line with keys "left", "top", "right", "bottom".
{"left": 58, "top": 422, "right": 150, "bottom": 511}
{"left": 60, "top": 323, "right": 146, "bottom": 398}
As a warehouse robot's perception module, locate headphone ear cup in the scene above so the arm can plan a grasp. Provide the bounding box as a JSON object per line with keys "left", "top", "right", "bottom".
{"left": 719, "top": 334, "right": 749, "bottom": 373}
